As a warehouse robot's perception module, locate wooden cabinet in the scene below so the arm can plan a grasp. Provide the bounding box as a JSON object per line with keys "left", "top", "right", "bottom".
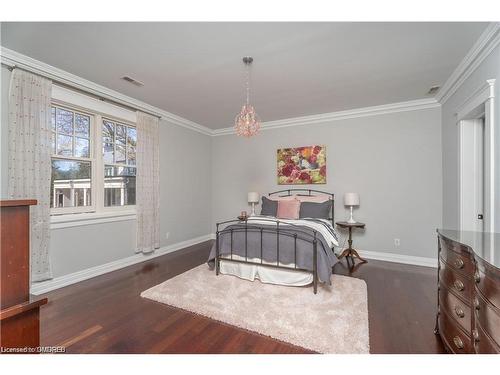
{"left": 436, "top": 230, "right": 500, "bottom": 354}
{"left": 0, "top": 200, "right": 47, "bottom": 353}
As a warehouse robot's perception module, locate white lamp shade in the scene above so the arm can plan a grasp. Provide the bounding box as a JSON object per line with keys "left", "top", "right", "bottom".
{"left": 344, "top": 192, "right": 360, "bottom": 206}
{"left": 248, "top": 192, "right": 260, "bottom": 203}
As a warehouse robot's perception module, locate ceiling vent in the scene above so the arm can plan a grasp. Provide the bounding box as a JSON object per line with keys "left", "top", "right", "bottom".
{"left": 427, "top": 85, "right": 440, "bottom": 95}
{"left": 121, "top": 76, "right": 144, "bottom": 87}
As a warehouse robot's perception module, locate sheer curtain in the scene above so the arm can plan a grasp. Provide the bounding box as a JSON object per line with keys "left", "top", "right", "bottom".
{"left": 8, "top": 68, "right": 53, "bottom": 282}
{"left": 136, "top": 111, "right": 160, "bottom": 253}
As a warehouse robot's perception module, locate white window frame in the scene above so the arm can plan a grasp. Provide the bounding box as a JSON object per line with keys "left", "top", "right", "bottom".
{"left": 50, "top": 102, "right": 97, "bottom": 215}
{"left": 50, "top": 94, "right": 137, "bottom": 218}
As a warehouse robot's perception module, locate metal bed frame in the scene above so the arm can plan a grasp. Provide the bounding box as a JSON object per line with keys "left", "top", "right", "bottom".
{"left": 215, "top": 189, "right": 335, "bottom": 294}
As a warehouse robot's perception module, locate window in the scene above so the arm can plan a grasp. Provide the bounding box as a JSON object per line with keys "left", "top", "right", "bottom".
{"left": 102, "top": 119, "right": 137, "bottom": 207}
{"left": 50, "top": 106, "right": 94, "bottom": 213}
{"left": 50, "top": 103, "right": 137, "bottom": 215}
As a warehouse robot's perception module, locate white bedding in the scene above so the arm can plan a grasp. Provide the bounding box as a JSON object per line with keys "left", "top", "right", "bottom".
{"left": 220, "top": 255, "right": 313, "bottom": 286}
{"left": 245, "top": 216, "right": 339, "bottom": 247}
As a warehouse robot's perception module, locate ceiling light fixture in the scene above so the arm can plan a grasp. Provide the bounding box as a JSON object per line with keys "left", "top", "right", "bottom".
{"left": 234, "top": 56, "right": 261, "bottom": 137}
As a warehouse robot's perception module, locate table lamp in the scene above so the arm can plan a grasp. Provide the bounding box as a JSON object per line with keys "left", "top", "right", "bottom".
{"left": 248, "top": 192, "right": 260, "bottom": 216}
{"left": 344, "top": 193, "right": 360, "bottom": 224}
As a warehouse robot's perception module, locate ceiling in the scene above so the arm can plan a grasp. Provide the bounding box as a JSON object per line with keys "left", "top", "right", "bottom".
{"left": 0, "top": 22, "right": 488, "bottom": 129}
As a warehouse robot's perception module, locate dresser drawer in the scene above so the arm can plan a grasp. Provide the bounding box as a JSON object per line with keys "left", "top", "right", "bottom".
{"left": 473, "top": 321, "right": 500, "bottom": 354}
{"left": 439, "top": 252, "right": 474, "bottom": 276}
{"left": 438, "top": 309, "right": 472, "bottom": 353}
{"left": 475, "top": 258, "right": 500, "bottom": 308}
{"left": 474, "top": 290, "right": 500, "bottom": 347}
{"left": 439, "top": 259, "right": 473, "bottom": 303}
{"left": 439, "top": 285, "right": 471, "bottom": 332}
{"left": 439, "top": 235, "right": 474, "bottom": 260}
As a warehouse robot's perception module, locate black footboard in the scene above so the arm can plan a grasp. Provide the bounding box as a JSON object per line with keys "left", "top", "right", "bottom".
{"left": 215, "top": 218, "right": 319, "bottom": 294}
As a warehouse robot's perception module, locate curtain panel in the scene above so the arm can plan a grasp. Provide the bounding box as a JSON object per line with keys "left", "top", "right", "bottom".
{"left": 8, "top": 68, "right": 53, "bottom": 282}
{"left": 136, "top": 111, "right": 160, "bottom": 253}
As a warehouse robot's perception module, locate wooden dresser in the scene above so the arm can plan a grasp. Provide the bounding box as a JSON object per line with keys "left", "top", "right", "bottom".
{"left": 436, "top": 229, "right": 500, "bottom": 353}
{"left": 0, "top": 200, "right": 47, "bottom": 353}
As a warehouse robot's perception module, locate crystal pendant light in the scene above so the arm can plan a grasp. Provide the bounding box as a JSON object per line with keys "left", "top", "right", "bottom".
{"left": 234, "top": 56, "right": 261, "bottom": 137}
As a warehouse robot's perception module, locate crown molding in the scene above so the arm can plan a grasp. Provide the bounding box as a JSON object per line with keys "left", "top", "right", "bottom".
{"left": 435, "top": 22, "right": 500, "bottom": 105}
{"left": 0, "top": 46, "right": 213, "bottom": 136}
{"left": 212, "top": 98, "right": 440, "bottom": 136}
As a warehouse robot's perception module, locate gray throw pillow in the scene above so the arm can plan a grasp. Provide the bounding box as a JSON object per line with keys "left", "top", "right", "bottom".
{"left": 299, "top": 200, "right": 332, "bottom": 219}
{"left": 261, "top": 196, "right": 278, "bottom": 216}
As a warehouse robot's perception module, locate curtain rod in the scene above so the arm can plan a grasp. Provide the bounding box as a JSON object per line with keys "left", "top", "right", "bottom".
{"left": 1, "top": 61, "right": 162, "bottom": 120}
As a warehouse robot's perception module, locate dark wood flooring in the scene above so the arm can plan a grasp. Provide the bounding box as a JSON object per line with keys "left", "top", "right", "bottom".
{"left": 38, "top": 241, "right": 445, "bottom": 353}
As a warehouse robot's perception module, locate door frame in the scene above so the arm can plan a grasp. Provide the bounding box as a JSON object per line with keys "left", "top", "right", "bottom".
{"left": 457, "top": 79, "right": 496, "bottom": 233}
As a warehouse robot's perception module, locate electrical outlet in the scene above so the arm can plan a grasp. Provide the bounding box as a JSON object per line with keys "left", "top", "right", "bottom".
{"left": 165, "top": 232, "right": 170, "bottom": 240}
{"left": 394, "top": 238, "right": 400, "bottom": 247}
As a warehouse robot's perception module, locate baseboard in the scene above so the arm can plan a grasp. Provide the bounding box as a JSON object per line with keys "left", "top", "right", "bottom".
{"left": 357, "top": 249, "right": 437, "bottom": 268}
{"left": 208, "top": 233, "right": 436, "bottom": 268}
{"left": 30, "top": 234, "right": 213, "bottom": 295}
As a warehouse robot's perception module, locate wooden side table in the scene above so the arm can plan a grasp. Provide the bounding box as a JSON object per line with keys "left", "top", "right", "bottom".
{"left": 335, "top": 221, "right": 367, "bottom": 264}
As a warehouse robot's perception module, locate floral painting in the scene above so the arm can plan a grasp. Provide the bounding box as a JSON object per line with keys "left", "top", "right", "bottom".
{"left": 277, "top": 145, "right": 326, "bottom": 185}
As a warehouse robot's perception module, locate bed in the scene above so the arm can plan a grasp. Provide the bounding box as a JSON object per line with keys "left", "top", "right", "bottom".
{"left": 207, "top": 189, "right": 339, "bottom": 294}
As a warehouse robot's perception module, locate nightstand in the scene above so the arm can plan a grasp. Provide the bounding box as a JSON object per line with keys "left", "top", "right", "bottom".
{"left": 335, "top": 221, "right": 367, "bottom": 265}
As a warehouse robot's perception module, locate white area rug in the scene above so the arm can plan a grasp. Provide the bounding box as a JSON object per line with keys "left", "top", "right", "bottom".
{"left": 141, "top": 265, "right": 369, "bottom": 353}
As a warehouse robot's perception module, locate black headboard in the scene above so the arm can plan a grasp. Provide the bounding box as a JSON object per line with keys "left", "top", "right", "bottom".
{"left": 268, "top": 189, "right": 335, "bottom": 226}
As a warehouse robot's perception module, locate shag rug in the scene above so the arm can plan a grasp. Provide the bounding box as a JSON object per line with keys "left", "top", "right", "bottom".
{"left": 141, "top": 265, "right": 369, "bottom": 353}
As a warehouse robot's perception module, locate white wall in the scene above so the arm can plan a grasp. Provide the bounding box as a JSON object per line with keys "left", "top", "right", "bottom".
{"left": 1, "top": 66, "right": 213, "bottom": 279}
{"left": 212, "top": 107, "right": 443, "bottom": 259}
{"left": 441, "top": 44, "right": 500, "bottom": 230}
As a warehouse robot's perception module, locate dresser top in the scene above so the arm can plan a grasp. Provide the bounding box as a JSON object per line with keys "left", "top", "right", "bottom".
{"left": 438, "top": 229, "right": 500, "bottom": 269}
{"left": 0, "top": 199, "right": 37, "bottom": 207}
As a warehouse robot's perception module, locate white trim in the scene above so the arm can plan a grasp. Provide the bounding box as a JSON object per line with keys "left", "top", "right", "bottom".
{"left": 0, "top": 46, "right": 213, "bottom": 136}
{"left": 30, "top": 234, "right": 213, "bottom": 295}
{"left": 456, "top": 79, "right": 496, "bottom": 120}
{"left": 436, "top": 23, "right": 500, "bottom": 104}
{"left": 356, "top": 249, "right": 437, "bottom": 268}
{"left": 212, "top": 98, "right": 440, "bottom": 136}
{"left": 208, "top": 233, "right": 437, "bottom": 268}
{"left": 50, "top": 210, "right": 137, "bottom": 229}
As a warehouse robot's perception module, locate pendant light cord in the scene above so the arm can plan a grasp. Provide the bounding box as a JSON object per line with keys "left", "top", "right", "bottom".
{"left": 246, "top": 63, "right": 250, "bottom": 105}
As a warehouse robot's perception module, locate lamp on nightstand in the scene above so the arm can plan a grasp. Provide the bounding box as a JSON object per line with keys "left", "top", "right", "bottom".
{"left": 344, "top": 193, "right": 360, "bottom": 224}
{"left": 248, "top": 192, "right": 260, "bottom": 216}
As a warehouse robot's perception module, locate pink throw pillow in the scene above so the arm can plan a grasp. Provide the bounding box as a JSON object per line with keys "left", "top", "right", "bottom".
{"left": 277, "top": 199, "right": 301, "bottom": 220}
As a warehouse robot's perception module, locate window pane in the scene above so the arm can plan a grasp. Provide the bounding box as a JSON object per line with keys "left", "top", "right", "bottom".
{"left": 51, "top": 132, "right": 56, "bottom": 154}
{"left": 74, "top": 137, "right": 90, "bottom": 158}
{"left": 56, "top": 108, "right": 74, "bottom": 135}
{"left": 127, "top": 127, "right": 137, "bottom": 147}
{"left": 104, "top": 165, "right": 136, "bottom": 206}
{"left": 51, "top": 159, "right": 91, "bottom": 208}
{"left": 103, "top": 142, "right": 114, "bottom": 163}
{"left": 115, "top": 144, "right": 126, "bottom": 164}
{"left": 57, "top": 134, "right": 73, "bottom": 156}
{"left": 127, "top": 146, "right": 136, "bottom": 166}
{"left": 116, "top": 124, "right": 126, "bottom": 145}
{"left": 51, "top": 107, "right": 56, "bottom": 131}
{"left": 103, "top": 120, "right": 115, "bottom": 142}
{"left": 75, "top": 114, "right": 90, "bottom": 138}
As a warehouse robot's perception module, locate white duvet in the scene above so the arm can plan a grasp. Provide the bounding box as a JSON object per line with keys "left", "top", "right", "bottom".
{"left": 244, "top": 216, "right": 339, "bottom": 248}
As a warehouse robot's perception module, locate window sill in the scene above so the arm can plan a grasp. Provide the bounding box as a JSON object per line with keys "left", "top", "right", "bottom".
{"left": 50, "top": 210, "right": 136, "bottom": 229}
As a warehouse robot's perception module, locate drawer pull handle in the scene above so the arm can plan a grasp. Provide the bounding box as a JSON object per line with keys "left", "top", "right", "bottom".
{"left": 454, "top": 280, "right": 465, "bottom": 292}
{"left": 454, "top": 306, "right": 465, "bottom": 318}
{"left": 453, "top": 336, "right": 464, "bottom": 349}
{"left": 474, "top": 272, "right": 480, "bottom": 283}
{"left": 473, "top": 329, "right": 480, "bottom": 343}
{"left": 454, "top": 258, "right": 464, "bottom": 269}
{"left": 474, "top": 298, "right": 480, "bottom": 310}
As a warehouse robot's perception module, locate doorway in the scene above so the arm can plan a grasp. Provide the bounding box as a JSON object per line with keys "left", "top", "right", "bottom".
{"left": 459, "top": 117, "right": 484, "bottom": 232}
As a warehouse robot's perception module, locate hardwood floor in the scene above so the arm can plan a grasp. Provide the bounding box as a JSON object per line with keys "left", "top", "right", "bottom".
{"left": 38, "top": 241, "right": 445, "bottom": 353}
